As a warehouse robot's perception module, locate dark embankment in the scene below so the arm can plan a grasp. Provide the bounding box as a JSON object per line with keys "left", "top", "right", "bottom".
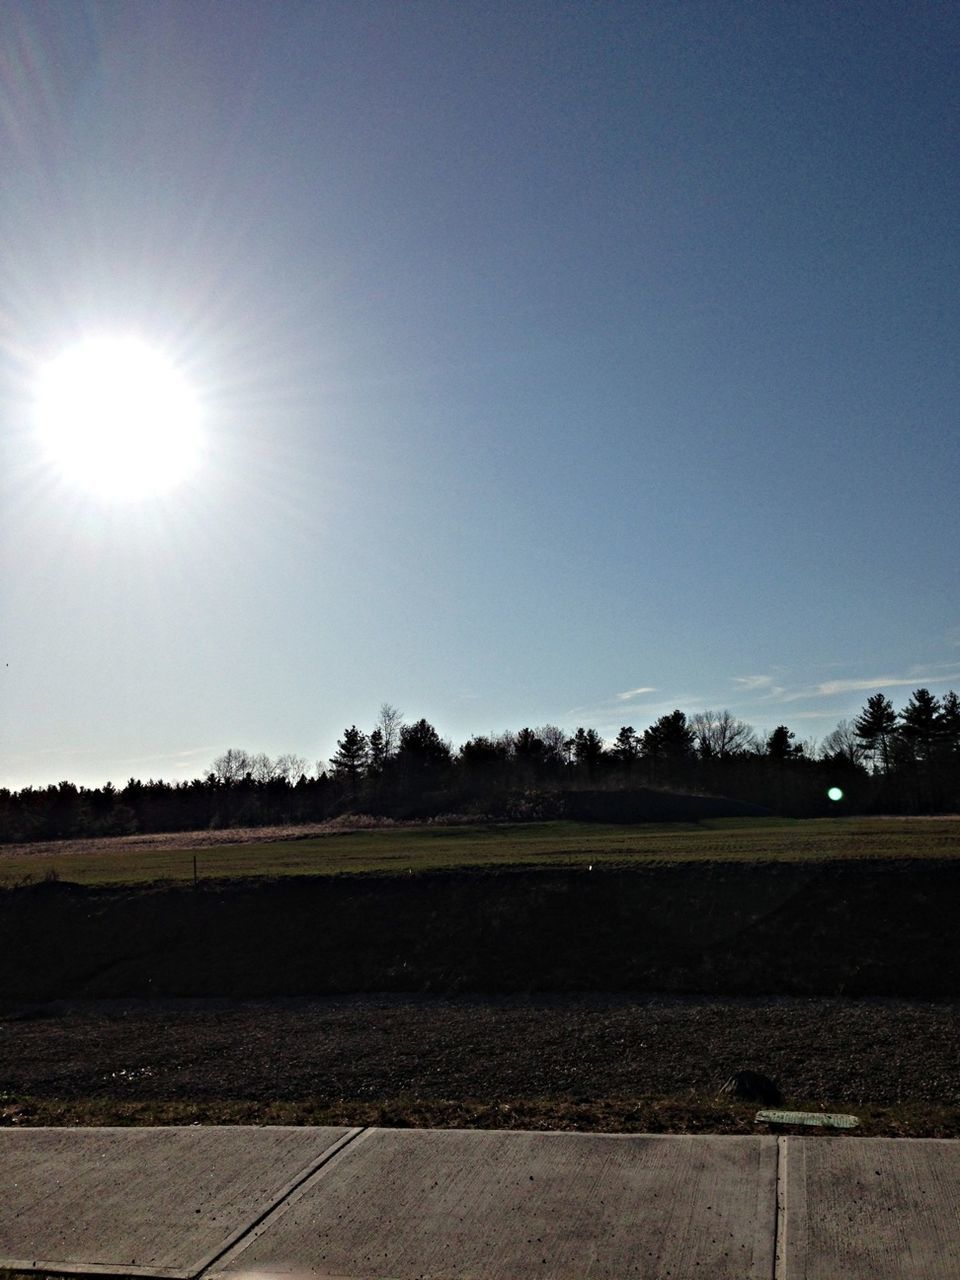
{"left": 2, "top": 860, "right": 958, "bottom": 1001}
{"left": 563, "top": 789, "right": 771, "bottom": 821}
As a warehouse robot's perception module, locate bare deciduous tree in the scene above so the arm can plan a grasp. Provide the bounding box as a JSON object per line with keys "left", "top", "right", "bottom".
{"left": 274, "top": 753, "right": 308, "bottom": 783}
{"left": 690, "top": 710, "right": 757, "bottom": 760}
{"left": 376, "top": 703, "right": 404, "bottom": 758}
{"left": 821, "top": 720, "right": 865, "bottom": 766}
{"left": 537, "top": 724, "right": 573, "bottom": 766}
{"left": 250, "top": 752, "right": 276, "bottom": 784}
{"left": 211, "top": 747, "right": 252, "bottom": 784}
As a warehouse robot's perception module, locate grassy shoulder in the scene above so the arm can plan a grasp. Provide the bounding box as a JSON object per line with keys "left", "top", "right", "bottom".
{"left": 3, "top": 1092, "right": 958, "bottom": 1138}
{"left": 2, "top": 816, "right": 959, "bottom": 887}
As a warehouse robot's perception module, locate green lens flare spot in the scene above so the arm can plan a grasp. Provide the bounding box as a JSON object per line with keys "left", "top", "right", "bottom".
{"left": 827, "top": 787, "right": 844, "bottom": 802}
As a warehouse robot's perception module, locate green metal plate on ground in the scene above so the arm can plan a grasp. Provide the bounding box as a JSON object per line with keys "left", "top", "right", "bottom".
{"left": 755, "top": 1110, "right": 859, "bottom": 1128}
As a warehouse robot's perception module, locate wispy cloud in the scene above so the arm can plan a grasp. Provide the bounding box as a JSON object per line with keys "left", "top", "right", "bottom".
{"left": 565, "top": 685, "right": 660, "bottom": 719}
{"left": 730, "top": 674, "right": 787, "bottom": 700}
{"left": 559, "top": 662, "right": 960, "bottom": 739}
{"left": 173, "top": 745, "right": 218, "bottom": 760}
{"left": 812, "top": 676, "right": 917, "bottom": 697}
{"left": 732, "top": 674, "right": 776, "bottom": 691}
{"left": 779, "top": 669, "right": 960, "bottom": 702}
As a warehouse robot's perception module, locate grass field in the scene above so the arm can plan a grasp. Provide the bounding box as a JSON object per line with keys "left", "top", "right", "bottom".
{"left": 1, "top": 816, "right": 958, "bottom": 886}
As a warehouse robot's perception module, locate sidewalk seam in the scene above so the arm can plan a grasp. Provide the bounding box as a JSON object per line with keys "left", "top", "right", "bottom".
{"left": 773, "top": 1135, "right": 788, "bottom": 1280}
{"left": 190, "top": 1125, "right": 367, "bottom": 1279}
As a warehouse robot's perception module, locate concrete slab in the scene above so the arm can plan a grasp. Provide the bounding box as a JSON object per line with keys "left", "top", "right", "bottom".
{"left": 208, "top": 1127, "right": 777, "bottom": 1280}
{"left": 783, "top": 1136, "right": 960, "bottom": 1279}
{"left": 0, "top": 1125, "right": 356, "bottom": 1278}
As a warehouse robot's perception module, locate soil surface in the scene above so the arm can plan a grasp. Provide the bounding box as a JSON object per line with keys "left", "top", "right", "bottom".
{"left": 7, "top": 864, "right": 960, "bottom": 1000}
{"left": 2, "top": 994, "right": 957, "bottom": 1110}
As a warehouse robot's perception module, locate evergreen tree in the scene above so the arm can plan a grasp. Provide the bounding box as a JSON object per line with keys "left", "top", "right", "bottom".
{"left": 765, "top": 725, "right": 800, "bottom": 761}
{"left": 397, "top": 719, "right": 451, "bottom": 772}
{"left": 459, "top": 735, "right": 509, "bottom": 768}
{"left": 512, "top": 727, "right": 547, "bottom": 784}
{"left": 854, "top": 693, "right": 897, "bottom": 773}
{"left": 513, "top": 727, "right": 546, "bottom": 763}
{"left": 367, "top": 727, "right": 387, "bottom": 774}
{"left": 331, "top": 726, "right": 369, "bottom": 786}
{"left": 572, "top": 727, "right": 605, "bottom": 773}
{"left": 898, "top": 688, "right": 942, "bottom": 763}
{"left": 938, "top": 691, "right": 960, "bottom": 758}
{"left": 642, "top": 711, "right": 695, "bottom": 772}
{"left": 610, "top": 725, "right": 641, "bottom": 767}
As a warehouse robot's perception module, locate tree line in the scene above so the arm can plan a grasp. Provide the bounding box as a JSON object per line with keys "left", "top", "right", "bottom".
{"left": 2, "top": 691, "right": 958, "bottom": 843}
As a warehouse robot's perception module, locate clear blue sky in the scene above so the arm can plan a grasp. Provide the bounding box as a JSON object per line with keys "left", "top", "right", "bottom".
{"left": 2, "top": 0, "right": 958, "bottom": 788}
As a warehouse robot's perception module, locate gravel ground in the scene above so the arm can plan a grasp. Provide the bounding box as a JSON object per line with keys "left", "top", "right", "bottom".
{"left": 1, "top": 995, "right": 958, "bottom": 1109}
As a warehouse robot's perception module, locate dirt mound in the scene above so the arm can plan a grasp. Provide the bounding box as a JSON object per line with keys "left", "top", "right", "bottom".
{"left": 2, "top": 860, "right": 958, "bottom": 1000}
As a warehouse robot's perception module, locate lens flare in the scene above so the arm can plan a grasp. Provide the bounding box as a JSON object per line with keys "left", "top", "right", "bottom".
{"left": 827, "top": 787, "right": 844, "bottom": 802}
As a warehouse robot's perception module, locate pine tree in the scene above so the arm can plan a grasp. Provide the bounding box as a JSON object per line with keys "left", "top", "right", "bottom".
{"left": 642, "top": 711, "right": 695, "bottom": 772}
{"left": 765, "top": 725, "right": 800, "bottom": 761}
{"left": 938, "top": 691, "right": 960, "bottom": 758}
{"left": 331, "top": 726, "right": 369, "bottom": 787}
{"left": 367, "top": 727, "right": 387, "bottom": 774}
{"left": 397, "top": 719, "right": 451, "bottom": 772}
{"left": 898, "top": 689, "right": 942, "bottom": 763}
{"left": 854, "top": 693, "right": 897, "bottom": 773}
{"left": 610, "top": 726, "right": 641, "bottom": 767}
{"left": 572, "top": 727, "right": 605, "bottom": 773}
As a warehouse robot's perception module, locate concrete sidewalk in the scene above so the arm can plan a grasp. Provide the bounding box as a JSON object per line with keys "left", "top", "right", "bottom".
{"left": 2, "top": 1126, "right": 959, "bottom": 1279}
{"left": 0, "top": 1125, "right": 356, "bottom": 1277}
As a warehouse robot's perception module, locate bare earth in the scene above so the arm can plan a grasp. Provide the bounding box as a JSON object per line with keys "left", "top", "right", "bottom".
{"left": 1, "top": 995, "right": 957, "bottom": 1121}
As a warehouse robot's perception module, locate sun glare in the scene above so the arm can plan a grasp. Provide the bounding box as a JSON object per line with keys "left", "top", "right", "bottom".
{"left": 34, "top": 336, "right": 203, "bottom": 500}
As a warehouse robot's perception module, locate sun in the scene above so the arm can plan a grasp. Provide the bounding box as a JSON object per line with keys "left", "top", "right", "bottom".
{"left": 34, "top": 335, "right": 203, "bottom": 500}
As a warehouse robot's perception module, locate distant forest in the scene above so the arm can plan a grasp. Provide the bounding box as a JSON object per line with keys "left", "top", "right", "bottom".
{"left": 2, "top": 690, "right": 958, "bottom": 843}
